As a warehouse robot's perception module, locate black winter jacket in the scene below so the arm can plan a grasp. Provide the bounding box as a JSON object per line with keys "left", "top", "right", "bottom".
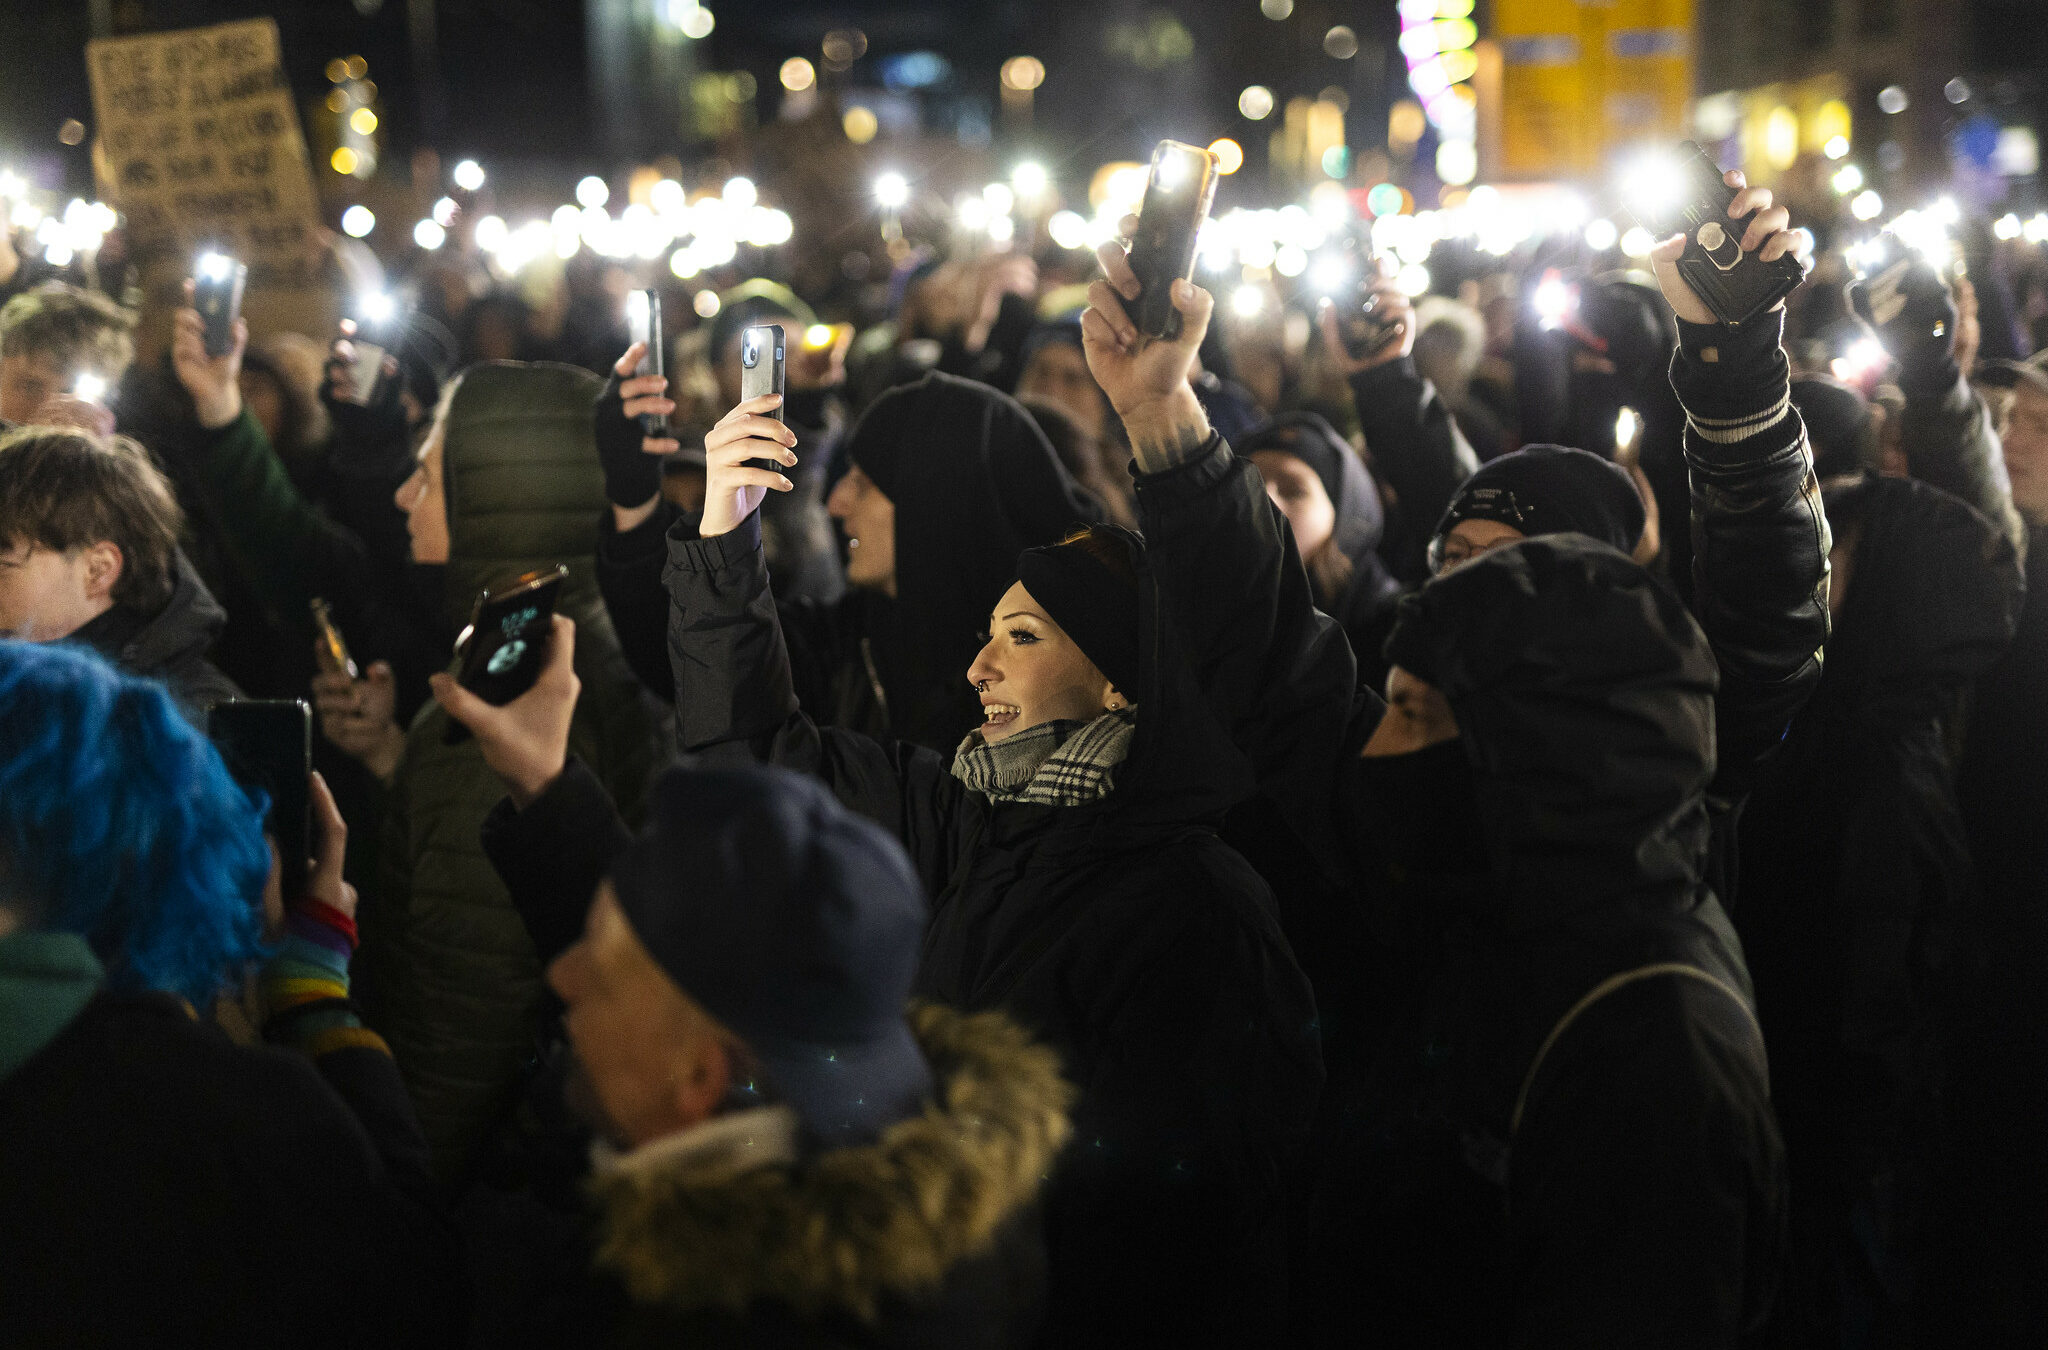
{"left": 0, "top": 986, "right": 464, "bottom": 1348}
{"left": 1737, "top": 474, "right": 2023, "bottom": 1343}
{"left": 661, "top": 510, "right": 1323, "bottom": 1348}
{"left": 1310, "top": 538, "right": 1786, "bottom": 1347}
{"left": 1347, "top": 355, "right": 1480, "bottom": 585}
{"left": 67, "top": 550, "right": 242, "bottom": 724}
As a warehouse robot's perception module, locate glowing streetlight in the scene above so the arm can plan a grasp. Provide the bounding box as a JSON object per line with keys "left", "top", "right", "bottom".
{"left": 1239, "top": 85, "right": 1275, "bottom": 120}
{"left": 340, "top": 205, "right": 375, "bottom": 238}
{"left": 413, "top": 219, "right": 447, "bottom": 249}
{"left": 780, "top": 57, "right": 816, "bottom": 91}
{"left": 453, "top": 159, "right": 485, "bottom": 191}
{"left": 874, "top": 172, "right": 910, "bottom": 210}
{"left": 576, "top": 176, "right": 610, "bottom": 208}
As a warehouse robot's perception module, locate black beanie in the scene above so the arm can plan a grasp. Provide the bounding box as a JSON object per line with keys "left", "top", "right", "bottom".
{"left": 1432, "top": 444, "right": 1645, "bottom": 558}
{"left": 1788, "top": 374, "right": 1875, "bottom": 480}
{"left": 1014, "top": 530, "right": 1143, "bottom": 698}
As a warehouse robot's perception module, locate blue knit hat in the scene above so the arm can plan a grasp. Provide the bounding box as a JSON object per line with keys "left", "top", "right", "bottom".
{"left": 608, "top": 761, "right": 933, "bottom": 1147}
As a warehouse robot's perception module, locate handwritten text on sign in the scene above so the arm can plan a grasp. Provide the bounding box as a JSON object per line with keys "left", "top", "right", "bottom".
{"left": 88, "top": 19, "right": 322, "bottom": 291}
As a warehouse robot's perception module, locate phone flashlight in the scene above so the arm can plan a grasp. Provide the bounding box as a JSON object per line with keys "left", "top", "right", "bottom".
{"left": 198, "top": 251, "right": 235, "bottom": 283}
{"left": 72, "top": 372, "right": 106, "bottom": 402}
{"left": 1619, "top": 152, "right": 1691, "bottom": 224}
{"left": 359, "top": 292, "right": 396, "bottom": 326}
{"left": 1533, "top": 274, "right": 1574, "bottom": 330}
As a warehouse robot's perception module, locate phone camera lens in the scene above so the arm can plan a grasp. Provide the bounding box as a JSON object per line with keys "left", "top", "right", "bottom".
{"left": 742, "top": 343, "right": 757, "bottom": 368}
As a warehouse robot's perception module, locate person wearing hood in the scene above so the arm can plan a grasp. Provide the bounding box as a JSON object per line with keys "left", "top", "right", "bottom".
{"left": 1241, "top": 412, "right": 1403, "bottom": 687}
{"left": 654, "top": 379, "right": 1323, "bottom": 1346}
{"left": 0, "top": 424, "right": 239, "bottom": 722}
{"left": 1734, "top": 472, "right": 2022, "bottom": 1344}
{"left": 1314, "top": 536, "right": 1785, "bottom": 1344}
{"left": 420, "top": 624, "right": 1072, "bottom": 1347}
{"left": 1090, "top": 172, "right": 1829, "bottom": 914}
{"left": 349, "top": 360, "right": 669, "bottom": 1183}
{"left": 0, "top": 640, "right": 465, "bottom": 1347}
{"left": 596, "top": 362, "right": 1101, "bottom": 755}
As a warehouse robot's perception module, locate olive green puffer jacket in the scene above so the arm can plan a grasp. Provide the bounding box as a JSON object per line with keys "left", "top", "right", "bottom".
{"left": 353, "top": 361, "right": 667, "bottom": 1182}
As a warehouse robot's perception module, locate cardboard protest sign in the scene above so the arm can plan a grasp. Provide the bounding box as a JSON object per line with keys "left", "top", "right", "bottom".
{"left": 87, "top": 18, "right": 337, "bottom": 355}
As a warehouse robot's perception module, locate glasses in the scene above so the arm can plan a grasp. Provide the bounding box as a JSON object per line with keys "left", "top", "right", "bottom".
{"left": 1429, "top": 531, "right": 1518, "bottom": 574}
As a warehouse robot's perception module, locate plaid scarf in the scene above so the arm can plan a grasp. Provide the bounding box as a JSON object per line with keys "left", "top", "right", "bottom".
{"left": 950, "top": 707, "right": 1137, "bottom": 806}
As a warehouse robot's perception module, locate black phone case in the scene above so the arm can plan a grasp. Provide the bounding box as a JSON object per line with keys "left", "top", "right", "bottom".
{"left": 637, "top": 290, "right": 669, "bottom": 437}
{"left": 442, "top": 568, "right": 566, "bottom": 744}
{"left": 207, "top": 699, "right": 312, "bottom": 899}
{"left": 739, "top": 324, "right": 786, "bottom": 474}
{"left": 1129, "top": 146, "right": 1220, "bottom": 341}
{"left": 194, "top": 262, "right": 249, "bottom": 357}
{"left": 1629, "top": 142, "right": 1805, "bottom": 326}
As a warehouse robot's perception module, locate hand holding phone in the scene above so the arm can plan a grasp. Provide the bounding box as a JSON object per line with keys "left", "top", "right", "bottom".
{"left": 442, "top": 567, "right": 568, "bottom": 745}
{"left": 1626, "top": 144, "right": 1806, "bottom": 326}
{"left": 1847, "top": 233, "right": 1956, "bottom": 367}
{"left": 1126, "top": 141, "right": 1221, "bottom": 341}
{"left": 193, "top": 252, "right": 248, "bottom": 358}
{"left": 429, "top": 614, "right": 581, "bottom": 808}
{"left": 738, "top": 324, "right": 787, "bottom": 472}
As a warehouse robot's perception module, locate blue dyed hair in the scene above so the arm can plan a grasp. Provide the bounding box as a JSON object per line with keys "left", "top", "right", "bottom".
{"left": 0, "top": 640, "right": 270, "bottom": 1005}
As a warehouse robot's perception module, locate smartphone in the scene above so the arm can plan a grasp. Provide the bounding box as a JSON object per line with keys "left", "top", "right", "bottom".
{"left": 1846, "top": 231, "right": 1953, "bottom": 350}
{"left": 1621, "top": 141, "right": 1805, "bottom": 326}
{"left": 336, "top": 294, "right": 399, "bottom": 407}
{"left": 443, "top": 566, "right": 567, "bottom": 745}
{"left": 193, "top": 253, "right": 248, "bottom": 358}
{"left": 1127, "top": 140, "right": 1221, "bottom": 341}
{"left": 310, "top": 597, "right": 358, "bottom": 681}
{"left": 739, "top": 323, "right": 786, "bottom": 472}
{"left": 630, "top": 289, "right": 669, "bottom": 437}
{"left": 208, "top": 700, "right": 313, "bottom": 901}
{"left": 1330, "top": 236, "right": 1402, "bottom": 359}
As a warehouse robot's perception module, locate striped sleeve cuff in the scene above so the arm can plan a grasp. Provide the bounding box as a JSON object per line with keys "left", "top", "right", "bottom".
{"left": 258, "top": 903, "right": 390, "bottom": 1062}
{"left": 1686, "top": 388, "right": 1793, "bottom": 445}
{"left": 1668, "top": 310, "right": 1793, "bottom": 454}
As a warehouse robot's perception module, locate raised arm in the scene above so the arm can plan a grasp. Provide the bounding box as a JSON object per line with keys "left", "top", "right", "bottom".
{"left": 1315, "top": 281, "right": 1480, "bottom": 584}
{"left": 1648, "top": 172, "right": 1831, "bottom": 809}
{"left": 1083, "top": 237, "right": 1366, "bottom": 880}
{"left": 662, "top": 395, "right": 966, "bottom": 892}
{"left": 1885, "top": 273, "right": 2026, "bottom": 551}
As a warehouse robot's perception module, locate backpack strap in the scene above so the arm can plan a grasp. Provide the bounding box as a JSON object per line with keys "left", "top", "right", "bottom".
{"left": 1508, "top": 962, "right": 1760, "bottom": 1140}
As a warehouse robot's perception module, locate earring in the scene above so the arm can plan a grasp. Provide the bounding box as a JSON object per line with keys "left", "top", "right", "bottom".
{"left": 1106, "top": 697, "right": 1124, "bottom": 711}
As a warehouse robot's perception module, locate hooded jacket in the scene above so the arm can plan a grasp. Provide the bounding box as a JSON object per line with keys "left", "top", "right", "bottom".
{"left": 0, "top": 931, "right": 465, "bottom": 1348}
{"left": 67, "top": 550, "right": 240, "bottom": 724}
{"left": 661, "top": 509, "right": 1323, "bottom": 1348}
{"left": 1240, "top": 413, "right": 1403, "bottom": 685}
{"left": 600, "top": 372, "right": 1099, "bottom": 755}
{"left": 1736, "top": 476, "right": 2022, "bottom": 1341}
{"left": 1307, "top": 537, "right": 1784, "bottom": 1347}
{"left": 355, "top": 362, "right": 668, "bottom": 1183}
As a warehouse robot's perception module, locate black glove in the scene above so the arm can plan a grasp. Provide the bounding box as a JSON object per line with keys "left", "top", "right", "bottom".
{"left": 321, "top": 346, "right": 414, "bottom": 481}
{"left": 594, "top": 372, "right": 665, "bottom": 508}
{"left": 1848, "top": 258, "right": 1957, "bottom": 394}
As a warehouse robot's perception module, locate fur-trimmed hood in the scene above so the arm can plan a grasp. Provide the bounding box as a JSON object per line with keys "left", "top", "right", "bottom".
{"left": 586, "top": 1002, "right": 1072, "bottom": 1326}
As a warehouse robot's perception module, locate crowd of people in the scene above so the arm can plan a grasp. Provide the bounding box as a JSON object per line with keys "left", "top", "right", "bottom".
{"left": 0, "top": 147, "right": 2045, "bottom": 1350}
